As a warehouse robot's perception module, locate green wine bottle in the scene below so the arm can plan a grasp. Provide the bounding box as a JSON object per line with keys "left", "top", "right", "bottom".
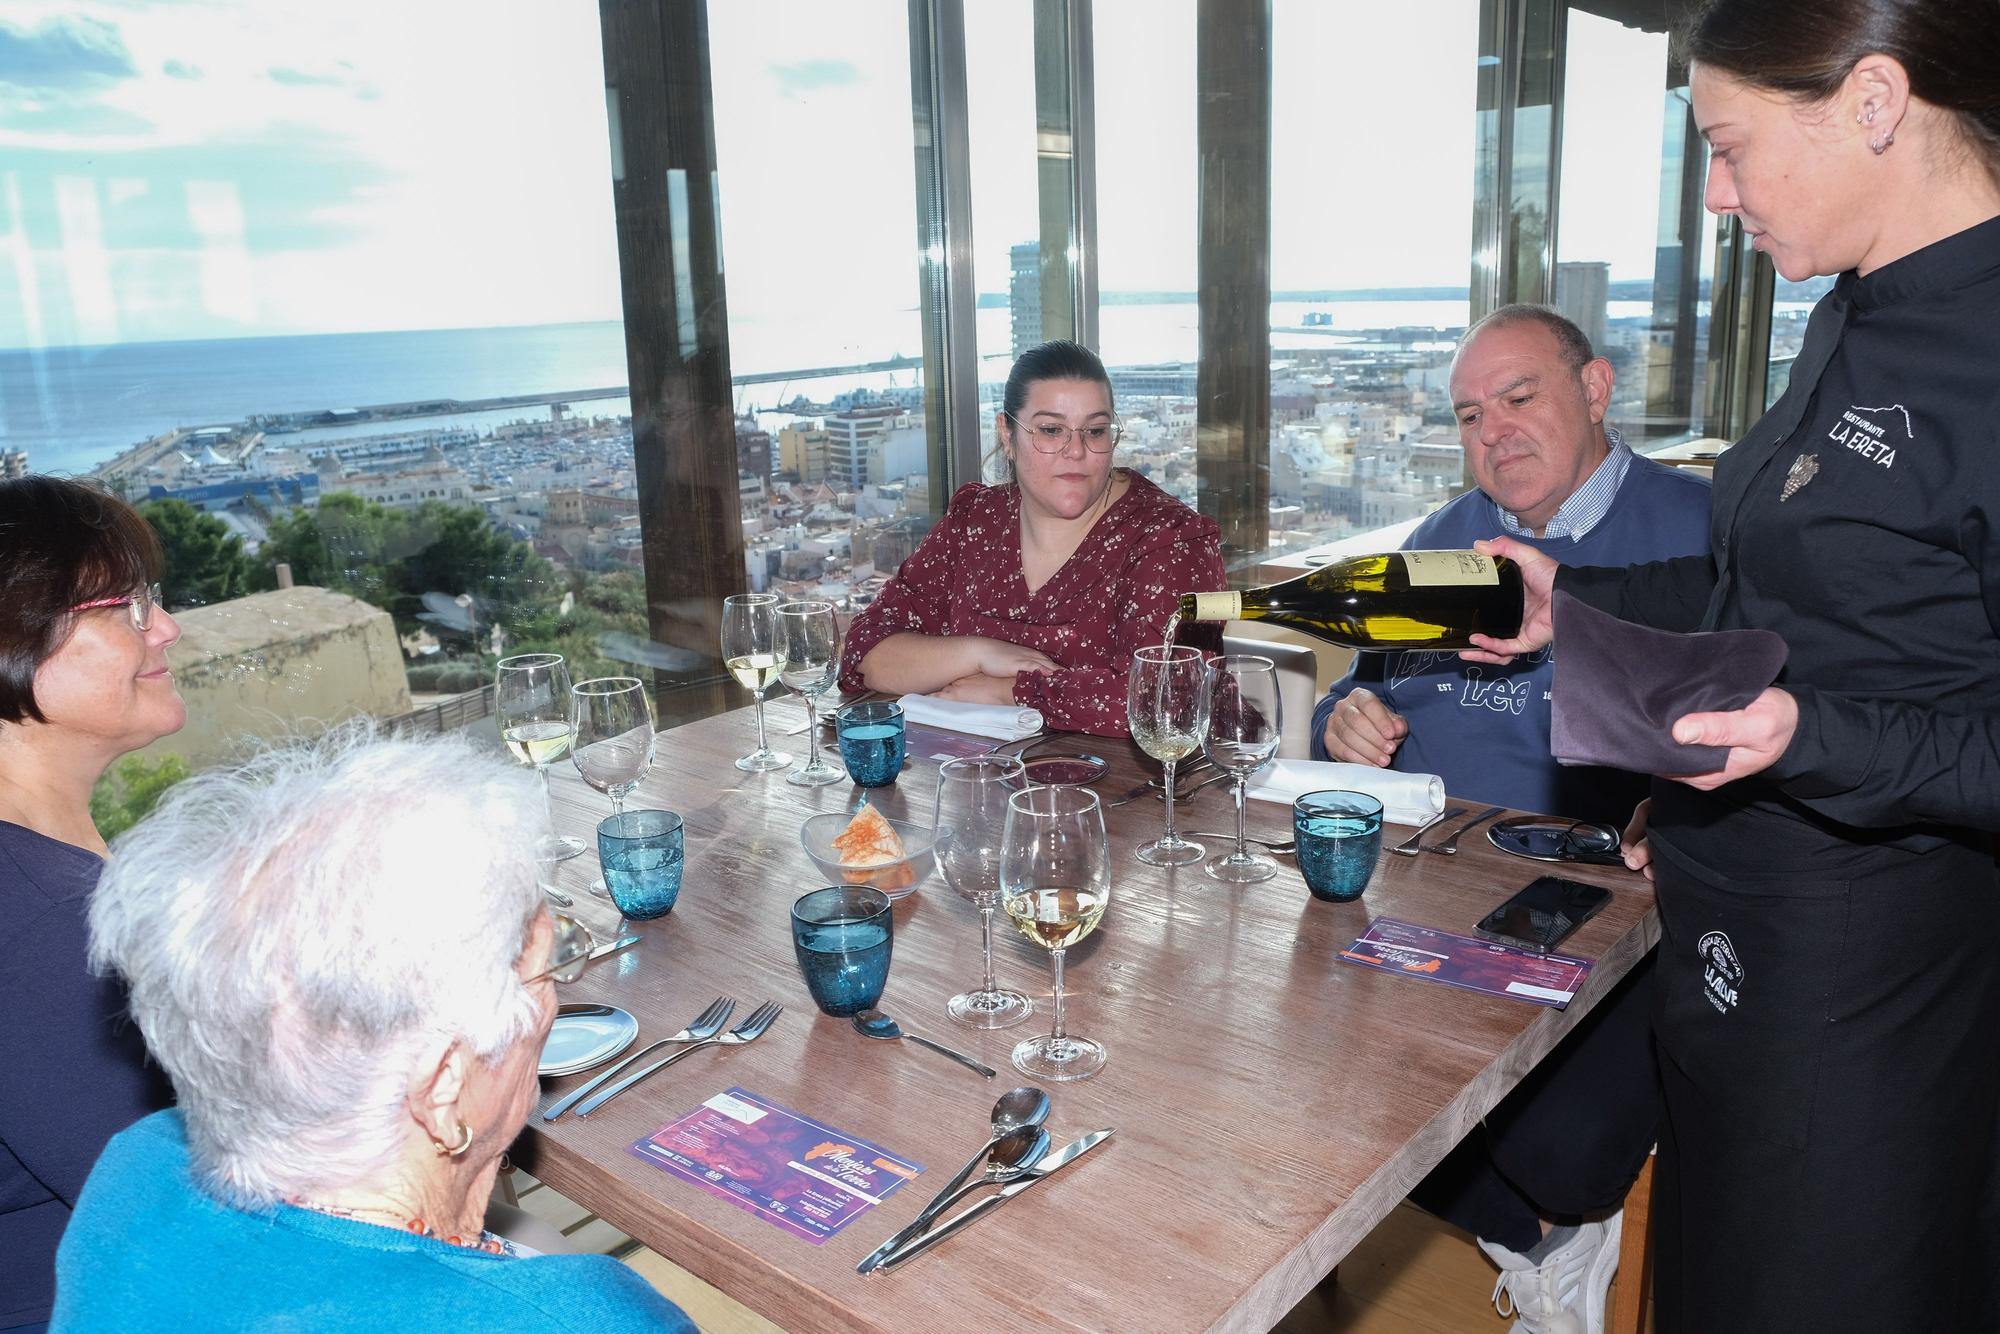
{"left": 1176, "top": 550, "right": 1522, "bottom": 650}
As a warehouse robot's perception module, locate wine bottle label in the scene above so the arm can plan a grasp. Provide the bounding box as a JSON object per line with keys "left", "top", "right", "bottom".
{"left": 1402, "top": 551, "right": 1498, "bottom": 587}
{"left": 1190, "top": 591, "right": 1242, "bottom": 620}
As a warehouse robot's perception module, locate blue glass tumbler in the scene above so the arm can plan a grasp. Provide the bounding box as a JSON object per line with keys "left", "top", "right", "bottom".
{"left": 836, "top": 701, "right": 906, "bottom": 788}
{"left": 597, "top": 809, "right": 683, "bottom": 920}
{"left": 790, "top": 885, "right": 893, "bottom": 1016}
{"left": 1292, "top": 790, "right": 1384, "bottom": 903}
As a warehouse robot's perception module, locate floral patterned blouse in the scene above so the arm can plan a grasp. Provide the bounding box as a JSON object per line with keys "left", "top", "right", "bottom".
{"left": 838, "top": 471, "right": 1227, "bottom": 737}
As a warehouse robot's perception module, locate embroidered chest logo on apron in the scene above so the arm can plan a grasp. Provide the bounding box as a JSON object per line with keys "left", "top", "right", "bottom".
{"left": 1697, "top": 930, "right": 1743, "bottom": 1015}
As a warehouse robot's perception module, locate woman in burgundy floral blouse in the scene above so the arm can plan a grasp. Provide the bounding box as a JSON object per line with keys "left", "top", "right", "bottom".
{"left": 839, "top": 340, "right": 1226, "bottom": 737}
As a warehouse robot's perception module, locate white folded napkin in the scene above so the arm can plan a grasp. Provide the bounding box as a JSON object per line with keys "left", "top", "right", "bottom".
{"left": 1245, "top": 758, "right": 1446, "bottom": 828}
{"left": 897, "top": 694, "right": 1044, "bottom": 742}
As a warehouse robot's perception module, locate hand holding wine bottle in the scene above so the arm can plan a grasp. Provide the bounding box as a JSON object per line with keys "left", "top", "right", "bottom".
{"left": 1460, "top": 537, "right": 1561, "bottom": 664}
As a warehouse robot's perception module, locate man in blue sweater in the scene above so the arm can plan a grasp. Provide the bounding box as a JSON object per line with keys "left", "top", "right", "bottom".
{"left": 1311, "top": 305, "right": 1710, "bottom": 1334}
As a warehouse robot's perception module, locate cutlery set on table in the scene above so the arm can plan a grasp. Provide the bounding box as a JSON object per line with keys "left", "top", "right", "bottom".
{"left": 1174, "top": 803, "right": 1509, "bottom": 859}
{"left": 541, "top": 995, "right": 784, "bottom": 1121}
{"left": 855, "top": 1087, "right": 1113, "bottom": 1275}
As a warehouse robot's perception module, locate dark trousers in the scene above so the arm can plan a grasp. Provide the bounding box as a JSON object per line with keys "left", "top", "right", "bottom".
{"left": 1410, "top": 953, "right": 1660, "bottom": 1252}
{"left": 1648, "top": 835, "right": 2000, "bottom": 1334}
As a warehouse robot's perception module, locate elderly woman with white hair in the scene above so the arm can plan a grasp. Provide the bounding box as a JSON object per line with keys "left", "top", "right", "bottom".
{"left": 49, "top": 729, "right": 694, "bottom": 1333}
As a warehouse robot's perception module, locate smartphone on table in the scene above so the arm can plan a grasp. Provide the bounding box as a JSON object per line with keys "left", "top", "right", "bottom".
{"left": 1474, "top": 874, "right": 1613, "bottom": 954}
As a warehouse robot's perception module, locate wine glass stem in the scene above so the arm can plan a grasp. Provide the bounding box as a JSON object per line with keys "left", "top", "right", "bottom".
{"left": 752, "top": 692, "right": 770, "bottom": 754}
{"left": 538, "top": 764, "right": 558, "bottom": 826}
{"left": 1048, "top": 948, "right": 1068, "bottom": 1042}
{"left": 1233, "top": 775, "right": 1249, "bottom": 856}
{"left": 978, "top": 905, "right": 998, "bottom": 994}
{"left": 804, "top": 696, "right": 821, "bottom": 766}
{"left": 610, "top": 790, "right": 625, "bottom": 817}
{"left": 1161, "top": 758, "right": 1179, "bottom": 841}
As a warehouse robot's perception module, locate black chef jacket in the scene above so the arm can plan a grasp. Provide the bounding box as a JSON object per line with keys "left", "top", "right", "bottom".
{"left": 1562, "top": 213, "right": 2000, "bottom": 875}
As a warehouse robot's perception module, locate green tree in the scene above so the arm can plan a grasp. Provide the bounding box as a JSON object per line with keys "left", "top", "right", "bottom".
{"left": 88, "top": 753, "right": 191, "bottom": 842}
{"left": 140, "top": 498, "right": 259, "bottom": 609}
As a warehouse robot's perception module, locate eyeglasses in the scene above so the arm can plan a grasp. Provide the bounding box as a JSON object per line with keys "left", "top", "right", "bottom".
{"left": 525, "top": 912, "right": 602, "bottom": 986}
{"left": 69, "top": 583, "right": 163, "bottom": 632}
{"left": 1004, "top": 414, "right": 1122, "bottom": 454}
{"left": 1487, "top": 817, "right": 1625, "bottom": 865}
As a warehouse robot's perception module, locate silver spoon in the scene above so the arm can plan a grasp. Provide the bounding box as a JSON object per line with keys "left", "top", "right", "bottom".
{"left": 856, "top": 1122, "right": 1051, "bottom": 1274}
{"left": 852, "top": 1008, "right": 997, "bottom": 1078}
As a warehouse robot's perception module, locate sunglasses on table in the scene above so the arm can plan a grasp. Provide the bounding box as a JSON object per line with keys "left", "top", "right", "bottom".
{"left": 1485, "top": 817, "right": 1627, "bottom": 865}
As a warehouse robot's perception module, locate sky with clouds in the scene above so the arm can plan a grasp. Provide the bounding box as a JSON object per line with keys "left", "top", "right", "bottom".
{"left": 0, "top": 1, "right": 1673, "bottom": 352}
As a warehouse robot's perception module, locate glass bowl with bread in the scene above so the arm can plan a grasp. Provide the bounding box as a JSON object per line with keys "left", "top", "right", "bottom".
{"left": 798, "top": 804, "right": 938, "bottom": 900}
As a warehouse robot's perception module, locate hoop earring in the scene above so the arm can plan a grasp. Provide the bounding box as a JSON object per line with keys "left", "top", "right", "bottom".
{"left": 434, "top": 1120, "right": 474, "bottom": 1158}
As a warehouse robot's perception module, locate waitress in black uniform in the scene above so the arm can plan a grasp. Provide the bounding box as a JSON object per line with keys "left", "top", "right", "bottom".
{"left": 1469, "top": 1, "right": 2000, "bottom": 1329}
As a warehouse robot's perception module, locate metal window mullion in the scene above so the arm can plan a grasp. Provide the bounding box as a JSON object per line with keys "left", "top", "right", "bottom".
{"left": 1068, "top": 0, "right": 1098, "bottom": 350}
{"left": 909, "top": 0, "right": 982, "bottom": 496}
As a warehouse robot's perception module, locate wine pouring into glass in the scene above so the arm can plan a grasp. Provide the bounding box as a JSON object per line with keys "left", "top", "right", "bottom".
{"left": 1202, "top": 654, "right": 1283, "bottom": 884}
{"left": 721, "top": 593, "right": 791, "bottom": 772}
{"left": 571, "top": 676, "right": 657, "bottom": 903}
{"left": 496, "top": 653, "right": 585, "bottom": 862}
{"left": 1127, "top": 644, "right": 1211, "bottom": 866}
{"left": 1001, "top": 784, "right": 1112, "bottom": 1081}
{"left": 934, "top": 755, "right": 1033, "bottom": 1030}
{"left": 776, "top": 600, "right": 844, "bottom": 787}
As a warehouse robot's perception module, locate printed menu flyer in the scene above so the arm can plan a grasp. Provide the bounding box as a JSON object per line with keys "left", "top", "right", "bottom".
{"left": 1338, "top": 917, "right": 1593, "bottom": 1008}
{"left": 629, "top": 1088, "right": 925, "bottom": 1244}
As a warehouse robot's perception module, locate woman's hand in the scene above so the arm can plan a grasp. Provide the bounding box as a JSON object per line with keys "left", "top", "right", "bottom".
{"left": 1461, "top": 537, "right": 1560, "bottom": 664}
{"left": 1620, "top": 798, "right": 1654, "bottom": 883}
{"left": 1669, "top": 687, "right": 1800, "bottom": 790}
{"left": 968, "top": 637, "right": 1059, "bottom": 679}
{"left": 933, "top": 673, "right": 1023, "bottom": 706}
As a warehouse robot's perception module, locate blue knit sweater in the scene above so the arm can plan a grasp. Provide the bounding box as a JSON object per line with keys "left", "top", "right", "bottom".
{"left": 1310, "top": 456, "right": 1712, "bottom": 825}
{"left": 52, "top": 1111, "right": 696, "bottom": 1333}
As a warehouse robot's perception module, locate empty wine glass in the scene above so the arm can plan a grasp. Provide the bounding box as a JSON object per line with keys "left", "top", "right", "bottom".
{"left": 497, "top": 653, "right": 585, "bottom": 862}
{"left": 571, "top": 676, "right": 658, "bottom": 900}
{"left": 1202, "top": 654, "right": 1283, "bottom": 884}
{"left": 776, "top": 600, "right": 843, "bottom": 787}
{"left": 935, "top": 755, "right": 1033, "bottom": 1030}
{"left": 1127, "top": 644, "right": 1211, "bottom": 866}
{"left": 1001, "top": 785, "right": 1111, "bottom": 1081}
{"left": 721, "top": 593, "right": 790, "bottom": 772}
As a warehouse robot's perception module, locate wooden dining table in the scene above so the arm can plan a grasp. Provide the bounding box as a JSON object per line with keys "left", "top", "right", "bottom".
{"left": 517, "top": 703, "right": 1659, "bottom": 1334}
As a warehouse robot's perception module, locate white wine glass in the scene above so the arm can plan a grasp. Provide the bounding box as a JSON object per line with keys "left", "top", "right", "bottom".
{"left": 721, "top": 593, "right": 790, "bottom": 772}
{"left": 776, "top": 600, "right": 843, "bottom": 787}
{"left": 571, "top": 676, "right": 657, "bottom": 900}
{"left": 1127, "top": 644, "right": 1211, "bottom": 866}
{"left": 1202, "top": 654, "right": 1283, "bottom": 884}
{"left": 497, "top": 652, "right": 585, "bottom": 862}
{"left": 1001, "top": 785, "right": 1111, "bottom": 1081}
{"left": 935, "top": 755, "right": 1033, "bottom": 1030}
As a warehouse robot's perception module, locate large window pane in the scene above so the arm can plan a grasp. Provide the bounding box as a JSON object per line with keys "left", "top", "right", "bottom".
{"left": 1267, "top": 0, "right": 1481, "bottom": 554}
{"left": 1, "top": 3, "right": 642, "bottom": 813}
{"left": 707, "top": 2, "right": 929, "bottom": 611}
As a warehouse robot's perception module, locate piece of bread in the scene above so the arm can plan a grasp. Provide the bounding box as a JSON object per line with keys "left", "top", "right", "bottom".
{"left": 832, "top": 804, "right": 916, "bottom": 891}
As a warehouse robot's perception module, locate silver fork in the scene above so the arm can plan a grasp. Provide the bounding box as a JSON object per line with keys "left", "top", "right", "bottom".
{"left": 541, "top": 996, "right": 734, "bottom": 1122}
{"left": 576, "top": 1001, "right": 784, "bottom": 1118}
{"left": 1422, "top": 805, "right": 1507, "bottom": 855}
{"left": 1391, "top": 806, "right": 1464, "bottom": 857}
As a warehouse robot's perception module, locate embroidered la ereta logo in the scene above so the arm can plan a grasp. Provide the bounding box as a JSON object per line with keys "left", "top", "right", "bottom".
{"left": 1827, "top": 402, "right": 1912, "bottom": 468}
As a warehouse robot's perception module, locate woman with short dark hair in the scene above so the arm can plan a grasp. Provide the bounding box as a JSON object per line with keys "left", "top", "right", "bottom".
{"left": 840, "top": 339, "right": 1226, "bottom": 737}
{"left": 0, "top": 476, "right": 183, "bottom": 1334}
{"left": 1475, "top": 1, "right": 2000, "bottom": 1326}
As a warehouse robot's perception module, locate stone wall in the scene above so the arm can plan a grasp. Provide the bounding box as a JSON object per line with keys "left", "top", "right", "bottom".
{"left": 136, "top": 586, "right": 413, "bottom": 772}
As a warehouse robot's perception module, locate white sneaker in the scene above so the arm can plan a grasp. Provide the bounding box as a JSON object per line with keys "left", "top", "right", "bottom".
{"left": 1478, "top": 1209, "right": 1623, "bottom": 1334}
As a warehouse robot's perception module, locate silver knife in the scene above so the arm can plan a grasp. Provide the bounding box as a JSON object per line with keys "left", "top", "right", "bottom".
{"left": 868, "top": 1128, "right": 1113, "bottom": 1273}
{"left": 588, "top": 934, "right": 641, "bottom": 962}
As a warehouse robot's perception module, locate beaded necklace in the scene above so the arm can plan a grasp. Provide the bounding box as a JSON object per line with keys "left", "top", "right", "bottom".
{"left": 288, "top": 1197, "right": 509, "bottom": 1256}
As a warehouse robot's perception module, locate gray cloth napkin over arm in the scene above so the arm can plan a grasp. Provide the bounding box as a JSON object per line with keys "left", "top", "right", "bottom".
{"left": 1550, "top": 589, "right": 1789, "bottom": 777}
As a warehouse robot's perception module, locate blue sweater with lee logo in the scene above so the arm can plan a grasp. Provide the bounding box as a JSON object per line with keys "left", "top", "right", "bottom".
{"left": 1310, "top": 455, "right": 1711, "bottom": 825}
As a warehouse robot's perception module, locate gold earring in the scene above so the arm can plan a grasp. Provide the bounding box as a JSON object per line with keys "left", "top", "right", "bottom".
{"left": 434, "top": 1120, "right": 474, "bottom": 1158}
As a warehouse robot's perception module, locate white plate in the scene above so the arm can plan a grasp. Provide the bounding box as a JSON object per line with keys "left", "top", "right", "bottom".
{"left": 538, "top": 1003, "right": 639, "bottom": 1077}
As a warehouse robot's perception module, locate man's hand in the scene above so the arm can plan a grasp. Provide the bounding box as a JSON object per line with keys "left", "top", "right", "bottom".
{"left": 934, "top": 673, "right": 1021, "bottom": 706}
{"left": 968, "top": 638, "right": 1059, "bottom": 679}
{"left": 1621, "top": 798, "right": 1654, "bottom": 883}
{"left": 1461, "top": 536, "right": 1560, "bottom": 664}
{"left": 1668, "top": 687, "right": 1800, "bottom": 790}
{"left": 1320, "top": 687, "right": 1408, "bottom": 767}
